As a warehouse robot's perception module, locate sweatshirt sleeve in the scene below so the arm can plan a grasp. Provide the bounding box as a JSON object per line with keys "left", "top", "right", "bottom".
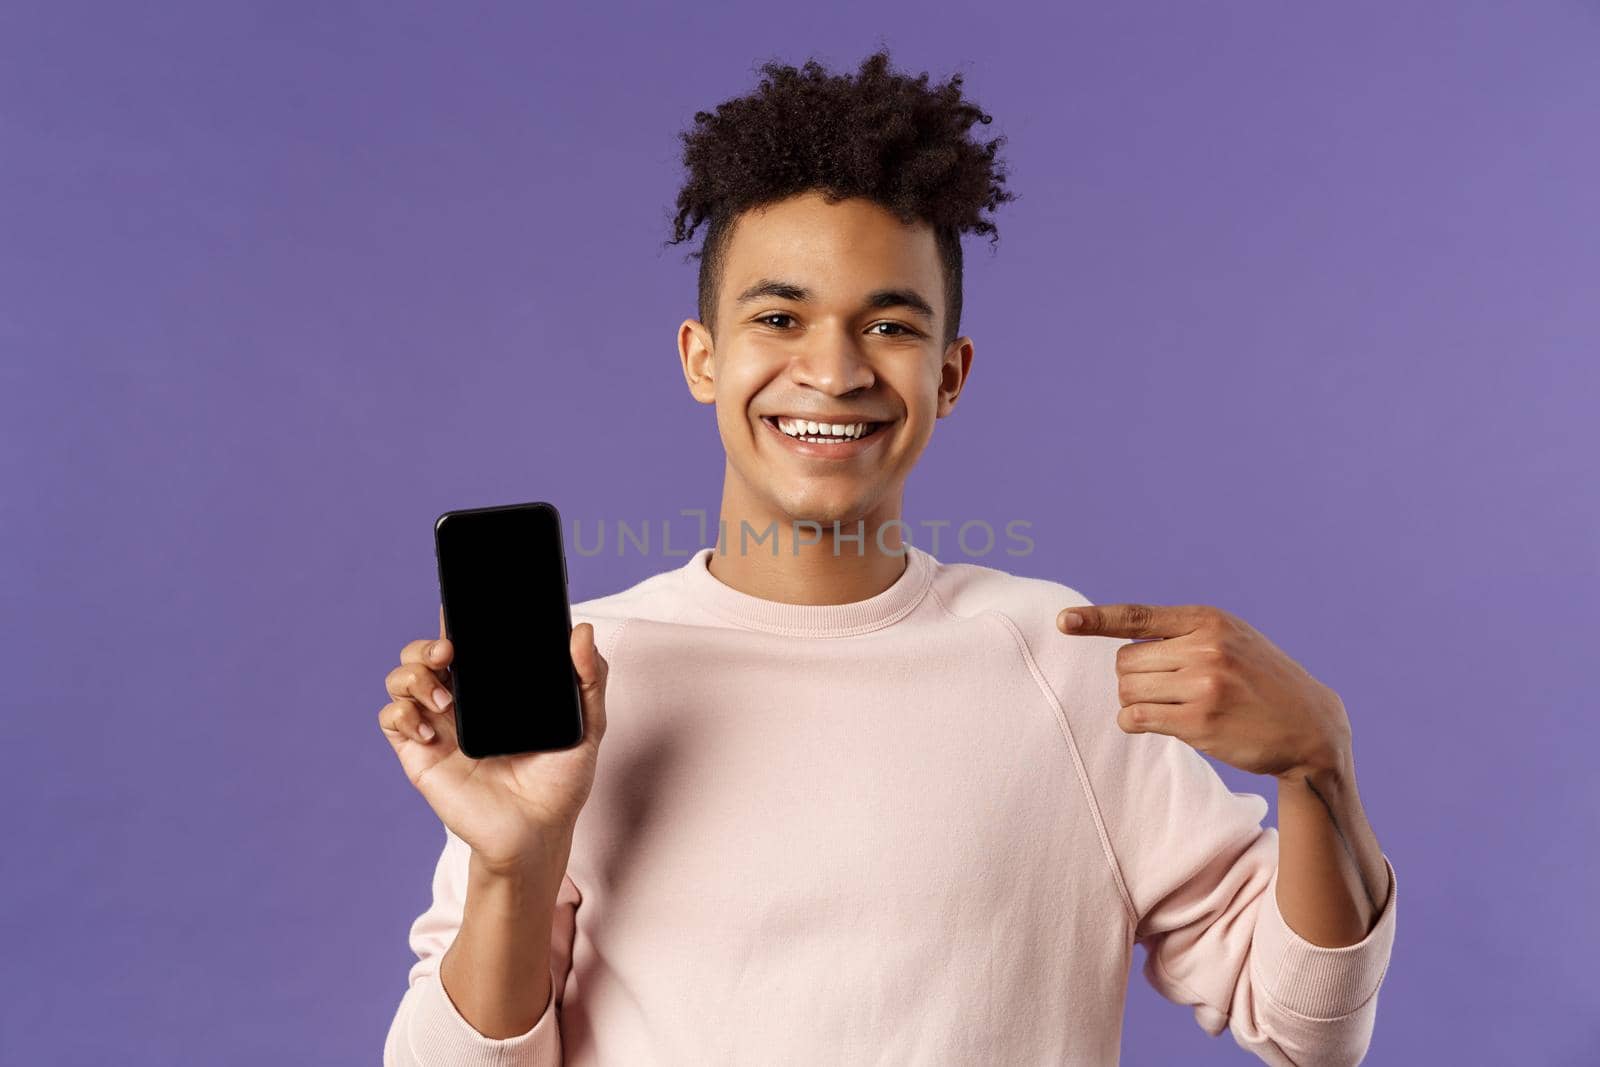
{"left": 383, "top": 826, "right": 581, "bottom": 1067}
{"left": 1050, "top": 625, "right": 1398, "bottom": 1067}
{"left": 1121, "top": 732, "right": 1398, "bottom": 1066}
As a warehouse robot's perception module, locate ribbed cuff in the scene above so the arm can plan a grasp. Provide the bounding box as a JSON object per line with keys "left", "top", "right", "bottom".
{"left": 404, "top": 969, "right": 560, "bottom": 1066}
{"left": 1250, "top": 854, "right": 1398, "bottom": 1020}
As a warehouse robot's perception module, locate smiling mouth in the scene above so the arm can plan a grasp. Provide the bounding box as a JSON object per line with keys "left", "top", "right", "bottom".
{"left": 761, "top": 415, "right": 887, "bottom": 443}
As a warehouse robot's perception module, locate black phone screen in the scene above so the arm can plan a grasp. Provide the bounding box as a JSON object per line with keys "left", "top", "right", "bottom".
{"left": 433, "top": 500, "right": 583, "bottom": 758}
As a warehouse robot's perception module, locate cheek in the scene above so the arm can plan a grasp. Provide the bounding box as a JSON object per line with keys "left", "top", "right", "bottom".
{"left": 712, "top": 380, "right": 765, "bottom": 446}
{"left": 714, "top": 404, "right": 754, "bottom": 455}
{"left": 895, "top": 380, "right": 941, "bottom": 436}
{"left": 723, "top": 375, "right": 792, "bottom": 442}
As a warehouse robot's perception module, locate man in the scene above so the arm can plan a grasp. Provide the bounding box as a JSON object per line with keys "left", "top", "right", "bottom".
{"left": 379, "top": 50, "right": 1396, "bottom": 1066}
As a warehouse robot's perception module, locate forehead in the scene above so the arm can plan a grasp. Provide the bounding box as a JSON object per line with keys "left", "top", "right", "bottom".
{"left": 720, "top": 192, "right": 941, "bottom": 302}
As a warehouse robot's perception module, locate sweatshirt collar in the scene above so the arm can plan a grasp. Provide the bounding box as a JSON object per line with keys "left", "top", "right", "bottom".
{"left": 680, "top": 544, "right": 936, "bottom": 637}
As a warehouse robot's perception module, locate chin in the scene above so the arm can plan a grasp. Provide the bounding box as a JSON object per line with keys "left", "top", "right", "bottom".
{"left": 773, "top": 492, "right": 879, "bottom": 533}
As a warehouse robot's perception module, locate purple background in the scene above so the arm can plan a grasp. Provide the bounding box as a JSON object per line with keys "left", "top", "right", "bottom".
{"left": 4, "top": 2, "right": 1595, "bottom": 1063}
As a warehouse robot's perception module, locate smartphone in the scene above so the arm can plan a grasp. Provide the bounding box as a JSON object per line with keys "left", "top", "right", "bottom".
{"left": 433, "top": 500, "right": 583, "bottom": 758}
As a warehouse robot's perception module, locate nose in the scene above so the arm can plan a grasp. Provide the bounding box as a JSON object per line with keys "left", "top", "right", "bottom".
{"left": 787, "top": 335, "right": 876, "bottom": 398}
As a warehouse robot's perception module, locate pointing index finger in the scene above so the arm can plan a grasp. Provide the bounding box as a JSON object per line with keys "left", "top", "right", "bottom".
{"left": 1057, "top": 603, "right": 1199, "bottom": 639}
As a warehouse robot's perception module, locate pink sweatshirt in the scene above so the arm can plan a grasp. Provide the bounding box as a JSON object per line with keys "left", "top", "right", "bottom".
{"left": 384, "top": 545, "right": 1398, "bottom": 1065}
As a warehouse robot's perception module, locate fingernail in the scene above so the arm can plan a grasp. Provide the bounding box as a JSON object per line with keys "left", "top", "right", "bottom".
{"left": 417, "top": 722, "right": 436, "bottom": 742}
{"left": 432, "top": 687, "right": 452, "bottom": 711}
{"left": 1061, "top": 611, "right": 1083, "bottom": 630}
{"left": 428, "top": 641, "right": 441, "bottom": 659}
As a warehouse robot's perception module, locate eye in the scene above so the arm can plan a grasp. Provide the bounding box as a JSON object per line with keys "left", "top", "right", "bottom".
{"left": 755, "top": 314, "right": 917, "bottom": 337}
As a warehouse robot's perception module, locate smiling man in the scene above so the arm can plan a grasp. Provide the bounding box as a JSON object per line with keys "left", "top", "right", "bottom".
{"left": 685, "top": 188, "right": 966, "bottom": 602}
{"left": 381, "top": 51, "right": 1397, "bottom": 1066}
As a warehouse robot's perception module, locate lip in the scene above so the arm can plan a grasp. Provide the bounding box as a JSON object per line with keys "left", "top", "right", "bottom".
{"left": 759, "top": 415, "right": 890, "bottom": 460}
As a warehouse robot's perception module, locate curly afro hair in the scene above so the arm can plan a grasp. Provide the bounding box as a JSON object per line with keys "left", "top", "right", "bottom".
{"left": 665, "top": 49, "right": 1017, "bottom": 350}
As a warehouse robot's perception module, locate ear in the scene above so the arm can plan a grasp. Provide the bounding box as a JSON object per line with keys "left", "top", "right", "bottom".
{"left": 935, "top": 336, "right": 974, "bottom": 418}
{"left": 679, "top": 318, "right": 717, "bottom": 405}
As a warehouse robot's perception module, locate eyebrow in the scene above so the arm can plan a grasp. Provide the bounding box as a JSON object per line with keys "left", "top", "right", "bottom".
{"left": 732, "top": 278, "right": 936, "bottom": 324}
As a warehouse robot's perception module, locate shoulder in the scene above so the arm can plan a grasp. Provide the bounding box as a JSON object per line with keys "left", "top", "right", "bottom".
{"left": 569, "top": 560, "right": 688, "bottom": 659}
{"left": 927, "top": 554, "right": 1098, "bottom": 660}
{"left": 928, "top": 554, "right": 1131, "bottom": 736}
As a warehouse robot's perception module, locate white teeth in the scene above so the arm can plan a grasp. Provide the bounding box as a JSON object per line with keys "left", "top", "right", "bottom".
{"left": 774, "top": 417, "right": 874, "bottom": 442}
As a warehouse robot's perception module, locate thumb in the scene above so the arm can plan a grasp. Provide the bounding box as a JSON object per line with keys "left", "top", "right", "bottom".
{"left": 571, "top": 622, "right": 608, "bottom": 743}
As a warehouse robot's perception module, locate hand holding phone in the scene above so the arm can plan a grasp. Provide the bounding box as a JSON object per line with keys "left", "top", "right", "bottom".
{"left": 376, "top": 502, "right": 610, "bottom": 870}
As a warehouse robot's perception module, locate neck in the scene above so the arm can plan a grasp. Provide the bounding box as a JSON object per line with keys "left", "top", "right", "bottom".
{"left": 708, "top": 475, "right": 910, "bottom": 606}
